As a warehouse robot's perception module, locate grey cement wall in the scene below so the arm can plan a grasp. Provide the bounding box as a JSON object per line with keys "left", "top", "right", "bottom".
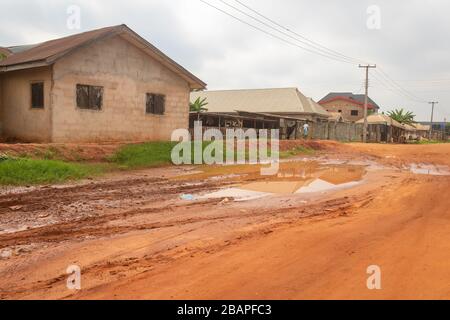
{"left": 309, "top": 122, "right": 364, "bottom": 142}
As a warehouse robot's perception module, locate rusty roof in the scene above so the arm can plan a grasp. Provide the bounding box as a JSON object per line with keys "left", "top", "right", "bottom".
{"left": 0, "top": 47, "right": 12, "bottom": 58}
{"left": 191, "top": 88, "right": 329, "bottom": 117}
{"left": 0, "top": 25, "right": 119, "bottom": 67}
{"left": 0, "top": 24, "right": 206, "bottom": 90}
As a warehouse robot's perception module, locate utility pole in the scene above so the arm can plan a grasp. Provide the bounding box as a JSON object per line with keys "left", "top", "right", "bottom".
{"left": 359, "top": 64, "right": 377, "bottom": 143}
{"left": 428, "top": 101, "right": 438, "bottom": 139}
{"left": 444, "top": 117, "right": 447, "bottom": 140}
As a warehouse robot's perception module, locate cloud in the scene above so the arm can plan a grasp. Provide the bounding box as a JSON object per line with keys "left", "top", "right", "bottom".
{"left": 0, "top": 0, "right": 448, "bottom": 121}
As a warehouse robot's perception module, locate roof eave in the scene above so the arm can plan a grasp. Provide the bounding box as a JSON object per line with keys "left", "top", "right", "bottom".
{"left": 0, "top": 28, "right": 123, "bottom": 73}
{"left": 0, "top": 25, "right": 207, "bottom": 90}
{"left": 0, "top": 60, "right": 49, "bottom": 72}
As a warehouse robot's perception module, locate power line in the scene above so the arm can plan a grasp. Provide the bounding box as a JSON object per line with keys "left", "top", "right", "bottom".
{"left": 228, "top": 0, "right": 438, "bottom": 102}
{"left": 200, "top": 0, "right": 357, "bottom": 65}
{"left": 393, "top": 78, "right": 450, "bottom": 83}
{"left": 376, "top": 67, "right": 428, "bottom": 103}
{"left": 230, "top": 0, "right": 368, "bottom": 65}
{"left": 370, "top": 72, "right": 427, "bottom": 103}
{"left": 200, "top": 0, "right": 438, "bottom": 106}
{"left": 217, "top": 0, "right": 357, "bottom": 63}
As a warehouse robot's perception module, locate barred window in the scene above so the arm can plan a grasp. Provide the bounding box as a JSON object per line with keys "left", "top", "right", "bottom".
{"left": 146, "top": 93, "right": 165, "bottom": 115}
{"left": 76, "top": 84, "right": 103, "bottom": 110}
{"left": 31, "top": 82, "right": 44, "bottom": 109}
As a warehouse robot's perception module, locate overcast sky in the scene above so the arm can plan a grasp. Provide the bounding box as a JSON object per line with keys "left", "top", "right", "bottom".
{"left": 1, "top": 0, "right": 449, "bottom": 121}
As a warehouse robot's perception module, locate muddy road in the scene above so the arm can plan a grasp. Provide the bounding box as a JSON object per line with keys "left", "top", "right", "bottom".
{"left": 0, "top": 142, "right": 449, "bottom": 300}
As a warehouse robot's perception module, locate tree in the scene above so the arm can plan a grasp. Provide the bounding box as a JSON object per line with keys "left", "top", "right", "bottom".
{"left": 387, "top": 108, "right": 416, "bottom": 124}
{"left": 0, "top": 53, "right": 6, "bottom": 62}
{"left": 190, "top": 97, "right": 209, "bottom": 121}
{"left": 446, "top": 122, "right": 450, "bottom": 135}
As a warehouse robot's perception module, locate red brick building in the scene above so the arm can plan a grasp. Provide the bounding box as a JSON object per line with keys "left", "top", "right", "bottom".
{"left": 319, "top": 92, "right": 380, "bottom": 122}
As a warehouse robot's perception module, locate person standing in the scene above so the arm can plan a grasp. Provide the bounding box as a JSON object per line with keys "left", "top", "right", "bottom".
{"left": 303, "top": 123, "right": 310, "bottom": 139}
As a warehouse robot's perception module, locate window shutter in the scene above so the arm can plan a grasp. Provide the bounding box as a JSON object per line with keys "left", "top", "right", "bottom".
{"left": 77, "top": 84, "right": 103, "bottom": 110}
{"left": 31, "top": 82, "right": 44, "bottom": 108}
{"left": 146, "top": 94, "right": 165, "bottom": 115}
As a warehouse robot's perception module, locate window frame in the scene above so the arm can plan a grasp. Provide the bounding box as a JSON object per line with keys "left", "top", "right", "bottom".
{"left": 145, "top": 93, "right": 166, "bottom": 116}
{"left": 30, "top": 81, "right": 45, "bottom": 109}
{"left": 76, "top": 84, "right": 104, "bottom": 111}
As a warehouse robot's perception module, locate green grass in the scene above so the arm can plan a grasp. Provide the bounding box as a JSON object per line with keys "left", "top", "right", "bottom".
{"left": 409, "top": 140, "right": 450, "bottom": 145}
{"left": 108, "top": 141, "right": 179, "bottom": 169}
{"left": 108, "top": 141, "right": 314, "bottom": 169}
{"left": 280, "top": 146, "right": 315, "bottom": 158}
{"left": 0, "top": 158, "right": 105, "bottom": 186}
{"left": 0, "top": 141, "right": 316, "bottom": 186}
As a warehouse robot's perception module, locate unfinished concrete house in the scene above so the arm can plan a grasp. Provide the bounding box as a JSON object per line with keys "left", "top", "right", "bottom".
{"left": 0, "top": 24, "right": 206, "bottom": 142}
{"left": 319, "top": 92, "right": 380, "bottom": 122}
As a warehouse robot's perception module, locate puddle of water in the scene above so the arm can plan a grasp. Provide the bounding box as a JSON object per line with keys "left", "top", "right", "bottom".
{"left": 295, "top": 179, "right": 361, "bottom": 194}
{"left": 199, "top": 163, "right": 367, "bottom": 201}
{"left": 198, "top": 188, "right": 270, "bottom": 202}
{"left": 409, "top": 164, "right": 450, "bottom": 176}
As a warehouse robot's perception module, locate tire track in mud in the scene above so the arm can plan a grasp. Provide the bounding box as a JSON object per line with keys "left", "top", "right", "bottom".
{"left": 0, "top": 192, "right": 375, "bottom": 299}
{"left": 0, "top": 175, "right": 239, "bottom": 236}
{"left": 0, "top": 191, "right": 371, "bottom": 249}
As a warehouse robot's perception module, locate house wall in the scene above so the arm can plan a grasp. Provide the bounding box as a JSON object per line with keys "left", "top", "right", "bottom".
{"left": 320, "top": 99, "right": 367, "bottom": 122}
{"left": 0, "top": 67, "right": 52, "bottom": 142}
{"left": 51, "top": 35, "right": 191, "bottom": 142}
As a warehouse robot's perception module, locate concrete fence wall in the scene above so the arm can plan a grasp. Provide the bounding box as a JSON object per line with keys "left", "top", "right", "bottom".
{"left": 189, "top": 120, "right": 447, "bottom": 143}
{"left": 311, "top": 122, "right": 364, "bottom": 142}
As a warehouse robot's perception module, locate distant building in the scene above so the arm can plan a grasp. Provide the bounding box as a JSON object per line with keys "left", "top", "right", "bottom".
{"left": 418, "top": 121, "right": 447, "bottom": 131}
{"left": 319, "top": 92, "right": 381, "bottom": 122}
{"left": 0, "top": 24, "right": 206, "bottom": 142}
{"left": 191, "top": 87, "right": 330, "bottom": 122}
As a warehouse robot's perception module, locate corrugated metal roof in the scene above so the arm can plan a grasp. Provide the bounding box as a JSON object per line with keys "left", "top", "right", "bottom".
{"left": 402, "top": 123, "right": 417, "bottom": 131}
{"left": 0, "top": 24, "right": 206, "bottom": 90}
{"left": 190, "top": 88, "right": 329, "bottom": 117}
{"left": 0, "top": 25, "right": 119, "bottom": 67}
{"left": 356, "top": 114, "right": 404, "bottom": 128}
{"left": 320, "top": 92, "right": 381, "bottom": 110}
{"left": 412, "top": 123, "right": 431, "bottom": 131}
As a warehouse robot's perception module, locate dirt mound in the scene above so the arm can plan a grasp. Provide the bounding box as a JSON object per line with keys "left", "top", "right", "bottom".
{"left": 0, "top": 140, "right": 341, "bottom": 162}
{"left": 279, "top": 140, "right": 341, "bottom": 152}
{"left": 0, "top": 143, "right": 123, "bottom": 162}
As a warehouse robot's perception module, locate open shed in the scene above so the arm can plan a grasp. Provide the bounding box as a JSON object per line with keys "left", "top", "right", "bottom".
{"left": 356, "top": 114, "right": 406, "bottom": 143}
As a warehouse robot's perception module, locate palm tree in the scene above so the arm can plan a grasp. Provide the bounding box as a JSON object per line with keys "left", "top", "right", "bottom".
{"left": 190, "top": 97, "right": 209, "bottom": 121}
{"left": 387, "top": 108, "right": 416, "bottom": 124}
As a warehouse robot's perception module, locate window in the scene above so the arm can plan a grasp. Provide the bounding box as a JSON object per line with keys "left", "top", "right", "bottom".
{"left": 351, "top": 110, "right": 359, "bottom": 116}
{"left": 146, "top": 93, "right": 165, "bottom": 115}
{"left": 31, "top": 82, "right": 44, "bottom": 109}
{"left": 338, "top": 110, "right": 342, "bottom": 113}
{"left": 76, "top": 84, "right": 103, "bottom": 110}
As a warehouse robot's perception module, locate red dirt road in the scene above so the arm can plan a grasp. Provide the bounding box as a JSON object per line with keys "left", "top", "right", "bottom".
{"left": 0, "top": 143, "right": 449, "bottom": 300}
